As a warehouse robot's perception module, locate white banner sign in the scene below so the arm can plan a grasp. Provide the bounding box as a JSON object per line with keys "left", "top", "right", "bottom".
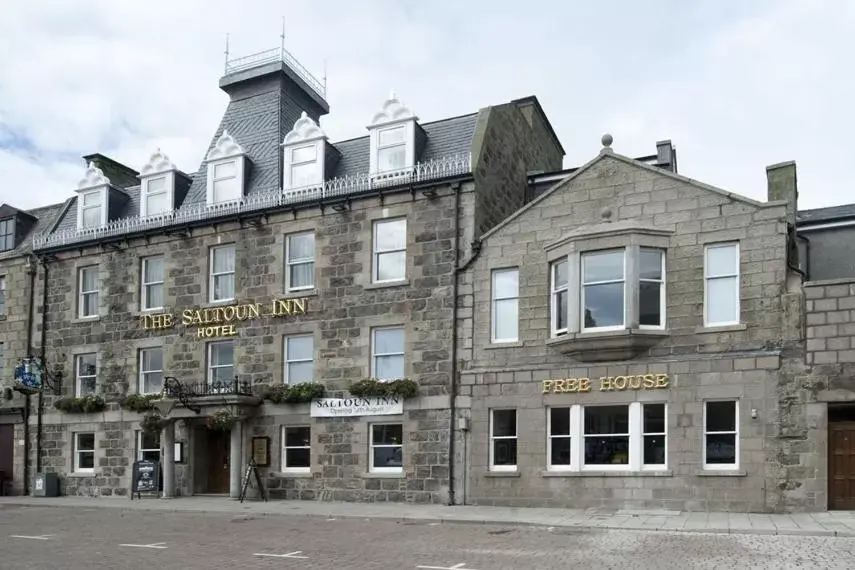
{"left": 310, "top": 396, "right": 403, "bottom": 418}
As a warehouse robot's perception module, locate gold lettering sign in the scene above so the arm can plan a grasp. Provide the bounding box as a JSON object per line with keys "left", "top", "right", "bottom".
{"left": 542, "top": 374, "right": 670, "bottom": 394}
{"left": 141, "top": 298, "right": 307, "bottom": 338}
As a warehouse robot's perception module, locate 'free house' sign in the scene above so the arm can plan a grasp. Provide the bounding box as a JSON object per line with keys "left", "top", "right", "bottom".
{"left": 542, "top": 374, "right": 670, "bottom": 394}
{"left": 140, "top": 298, "right": 307, "bottom": 338}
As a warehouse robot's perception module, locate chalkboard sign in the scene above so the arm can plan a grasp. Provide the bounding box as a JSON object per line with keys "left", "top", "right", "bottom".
{"left": 131, "top": 460, "right": 160, "bottom": 500}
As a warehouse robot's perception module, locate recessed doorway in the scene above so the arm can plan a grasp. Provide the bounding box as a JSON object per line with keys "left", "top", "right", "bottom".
{"left": 828, "top": 404, "right": 855, "bottom": 510}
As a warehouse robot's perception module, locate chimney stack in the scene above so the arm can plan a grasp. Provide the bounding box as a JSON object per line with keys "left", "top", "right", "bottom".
{"left": 766, "top": 161, "right": 798, "bottom": 226}
{"left": 82, "top": 153, "right": 140, "bottom": 190}
{"left": 655, "top": 140, "right": 678, "bottom": 173}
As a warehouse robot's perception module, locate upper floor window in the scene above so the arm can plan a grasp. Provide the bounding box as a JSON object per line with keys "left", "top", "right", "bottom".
{"left": 282, "top": 112, "right": 327, "bottom": 192}
{"left": 377, "top": 126, "right": 406, "bottom": 172}
{"left": 80, "top": 190, "right": 104, "bottom": 229}
{"left": 286, "top": 232, "right": 315, "bottom": 291}
{"left": 284, "top": 335, "right": 314, "bottom": 385}
{"left": 205, "top": 130, "right": 246, "bottom": 205}
{"left": 371, "top": 326, "right": 405, "bottom": 381}
{"left": 78, "top": 266, "right": 99, "bottom": 318}
{"left": 0, "top": 218, "right": 14, "bottom": 251}
{"left": 142, "top": 176, "right": 169, "bottom": 216}
{"left": 75, "top": 353, "right": 97, "bottom": 396}
{"left": 639, "top": 249, "right": 665, "bottom": 328}
{"left": 289, "top": 146, "right": 321, "bottom": 188}
{"left": 582, "top": 249, "right": 625, "bottom": 331}
{"left": 139, "top": 347, "right": 163, "bottom": 395}
{"left": 210, "top": 245, "right": 235, "bottom": 302}
{"left": 0, "top": 276, "right": 5, "bottom": 317}
{"left": 704, "top": 243, "right": 740, "bottom": 327}
{"left": 368, "top": 93, "right": 417, "bottom": 175}
{"left": 372, "top": 219, "right": 406, "bottom": 283}
{"left": 551, "top": 260, "right": 568, "bottom": 335}
{"left": 491, "top": 268, "right": 519, "bottom": 343}
{"left": 208, "top": 340, "right": 234, "bottom": 385}
{"left": 141, "top": 256, "right": 164, "bottom": 311}
{"left": 138, "top": 148, "right": 177, "bottom": 218}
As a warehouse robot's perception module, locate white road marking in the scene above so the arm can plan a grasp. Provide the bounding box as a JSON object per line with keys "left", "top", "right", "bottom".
{"left": 10, "top": 534, "right": 53, "bottom": 540}
{"left": 119, "top": 542, "right": 168, "bottom": 549}
{"left": 253, "top": 551, "right": 309, "bottom": 559}
{"left": 416, "top": 564, "right": 476, "bottom": 570}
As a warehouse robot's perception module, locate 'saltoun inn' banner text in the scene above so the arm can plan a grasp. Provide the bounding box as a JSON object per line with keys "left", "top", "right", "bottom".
{"left": 140, "top": 298, "right": 307, "bottom": 338}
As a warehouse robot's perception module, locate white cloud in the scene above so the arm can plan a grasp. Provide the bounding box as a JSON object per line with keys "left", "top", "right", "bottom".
{"left": 0, "top": 0, "right": 852, "bottom": 211}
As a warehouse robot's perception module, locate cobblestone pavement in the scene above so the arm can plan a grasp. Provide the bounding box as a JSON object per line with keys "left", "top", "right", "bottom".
{"left": 2, "top": 505, "right": 855, "bottom": 570}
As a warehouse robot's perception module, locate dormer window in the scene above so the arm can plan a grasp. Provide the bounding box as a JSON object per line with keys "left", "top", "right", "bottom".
{"left": 368, "top": 92, "right": 419, "bottom": 176}
{"left": 75, "top": 162, "right": 110, "bottom": 231}
{"left": 0, "top": 218, "right": 14, "bottom": 251}
{"left": 282, "top": 112, "right": 326, "bottom": 191}
{"left": 138, "top": 149, "right": 178, "bottom": 218}
{"left": 205, "top": 130, "right": 247, "bottom": 205}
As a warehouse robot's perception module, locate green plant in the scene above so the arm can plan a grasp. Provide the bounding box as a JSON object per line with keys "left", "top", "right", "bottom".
{"left": 262, "top": 382, "right": 325, "bottom": 404}
{"left": 119, "top": 393, "right": 160, "bottom": 413}
{"left": 139, "top": 413, "right": 169, "bottom": 433}
{"left": 207, "top": 409, "right": 238, "bottom": 431}
{"left": 53, "top": 395, "right": 107, "bottom": 414}
{"left": 348, "top": 378, "right": 419, "bottom": 399}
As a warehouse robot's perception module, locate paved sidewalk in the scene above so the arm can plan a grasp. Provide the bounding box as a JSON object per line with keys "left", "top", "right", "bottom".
{"left": 2, "top": 495, "right": 855, "bottom": 538}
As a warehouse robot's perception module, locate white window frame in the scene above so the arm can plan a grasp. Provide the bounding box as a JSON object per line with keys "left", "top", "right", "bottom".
{"left": 638, "top": 248, "right": 666, "bottom": 330}
{"left": 288, "top": 144, "right": 321, "bottom": 188}
{"left": 369, "top": 423, "right": 404, "bottom": 474}
{"left": 703, "top": 242, "right": 740, "bottom": 327}
{"left": 79, "top": 189, "right": 105, "bottom": 229}
{"left": 140, "top": 256, "right": 165, "bottom": 311}
{"left": 703, "top": 400, "right": 740, "bottom": 471}
{"left": 371, "top": 326, "right": 405, "bottom": 381}
{"left": 136, "top": 430, "right": 160, "bottom": 462}
{"left": 489, "top": 409, "right": 518, "bottom": 472}
{"left": 207, "top": 340, "right": 235, "bottom": 386}
{"left": 550, "top": 260, "right": 569, "bottom": 337}
{"left": 78, "top": 265, "right": 99, "bottom": 319}
{"left": 141, "top": 175, "right": 170, "bottom": 217}
{"left": 73, "top": 432, "right": 95, "bottom": 473}
{"left": 284, "top": 334, "right": 314, "bottom": 385}
{"left": 285, "top": 232, "right": 315, "bottom": 292}
{"left": 209, "top": 159, "right": 241, "bottom": 204}
{"left": 372, "top": 218, "right": 407, "bottom": 283}
{"left": 139, "top": 347, "right": 163, "bottom": 395}
{"left": 0, "top": 275, "right": 5, "bottom": 316}
{"left": 491, "top": 268, "right": 519, "bottom": 343}
{"left": 375, "top": 125, "right": 407, "bottom": 174}
{"left": 581, "top": 249, "right": 626, "bottom": 332}
{"left": 281, "top": 425, "right": 311, "bottom": 473}
{"left": 75, "top": 353, "right": 97, "bottom": 396}
{"left": 544, "top": 403, "right": 668, "bottom": 473}
{"left": 209, "top": 244, "right": 236, "bottom": 303}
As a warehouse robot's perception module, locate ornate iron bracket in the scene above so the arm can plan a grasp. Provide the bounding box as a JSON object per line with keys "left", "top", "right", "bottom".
{"left": 12, "top": 356, "right": 62, "bottom": 396}
{"left": 162, "top": 376, "right": 202, "bottom": 414}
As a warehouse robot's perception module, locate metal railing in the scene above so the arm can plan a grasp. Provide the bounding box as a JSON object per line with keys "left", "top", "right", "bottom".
{"left": 33, "top": 153, "right": 471, "bottom": 250}
{"left": 225, "top": 46, "right": 326, "bottom": 100}
{"left": 164, "top": 379, "right": 254, "bottom": 399}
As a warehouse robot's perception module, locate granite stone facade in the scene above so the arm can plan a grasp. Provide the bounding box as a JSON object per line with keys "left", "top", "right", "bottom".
{"left": 454, "top": 146, "right": 817, "bottom": 512}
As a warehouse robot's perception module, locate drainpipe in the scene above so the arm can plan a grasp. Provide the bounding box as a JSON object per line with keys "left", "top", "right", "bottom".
{"left": 22, "top": 255, "right": 37, "bottom": 495}
{"left": 36, "top": 257, "right": 49, "bottom": 475}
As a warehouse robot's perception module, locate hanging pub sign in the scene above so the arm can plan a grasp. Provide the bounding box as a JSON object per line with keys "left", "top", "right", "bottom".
{"left": 13, "top": 361, "right": 43, "bottom": 393}
{"left": 140, "top": 298, "right": 308, "bottom": 339}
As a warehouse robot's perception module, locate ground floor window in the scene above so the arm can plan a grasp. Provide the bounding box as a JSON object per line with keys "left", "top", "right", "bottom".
{"left": 136, "top": 431, "right": 160, "bottom": 462}
{"left": 74, "top": 432, "right": 95, "bottom": 473}
{"left": 370, "top": 424, "right": 403, "bottom": 473}
{"left": 490, "top": 409, "right": 518, "bottom": 471}
{"left": 282, "top": 426, "right": 311, "bottom": 473}
{"left": 546, "top": 403, "right": 667, "bottom": 472}
{"left": 703, "top": 400, "right": 739, "bottom": 470}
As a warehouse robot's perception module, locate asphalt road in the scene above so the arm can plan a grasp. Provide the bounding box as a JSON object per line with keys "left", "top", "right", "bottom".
{"left": 1, "top": 505, "right": 855, "bottom": 570}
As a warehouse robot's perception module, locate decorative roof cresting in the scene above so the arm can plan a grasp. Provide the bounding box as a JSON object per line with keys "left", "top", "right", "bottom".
{"left": 283, "top": 112, "right": 327, "bottom": 145}
{"left": 140, "top": 148, "right": 177, "bottom": 177}
{"left": 369, "top": 90, "right": 418, "bottom": 127}
{"left": 77, "top": 161, "right": 111, "bottom": 190}
{"left": 206, "top": 130, "right": 246, "bottom": 161}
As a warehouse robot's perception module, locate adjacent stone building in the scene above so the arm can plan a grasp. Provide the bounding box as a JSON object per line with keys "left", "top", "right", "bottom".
{"left": 454, "top": 137, "right": 809, "bottom": 512}
{"left": 23, "top": 47, "right": 564, "bottom": 502}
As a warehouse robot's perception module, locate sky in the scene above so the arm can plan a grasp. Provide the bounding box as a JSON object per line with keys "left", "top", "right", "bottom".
{"left": 0, "top": 0, "right": 852, "bottom": 211}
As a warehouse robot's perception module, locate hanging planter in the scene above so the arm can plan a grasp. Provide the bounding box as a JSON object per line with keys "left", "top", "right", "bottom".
{"left": 206, "top": 409, "right": 238, "bottom": 431}
{"left": 139, "top": 413, "right": 169, "bottom": 434}
{"left": 262, "top": 382, "right": 325, "bottom": 404}
{"left": 349, "top": 378, "right": 419, "bottom": 399}
{"left": 54, "top": 395, "right": 107, "bottom": 414}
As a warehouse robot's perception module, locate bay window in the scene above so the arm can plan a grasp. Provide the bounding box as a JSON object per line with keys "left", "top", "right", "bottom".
{"left": 551, "top": 260, "right": 569, "bottom": 336}
{"left": 582, "top": 250, "right": 626, "bottom": 331}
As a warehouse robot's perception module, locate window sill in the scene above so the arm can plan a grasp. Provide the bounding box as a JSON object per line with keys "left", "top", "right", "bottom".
{"left": 282, "top": 289, "right": 318, "bottom": 299}
{"left": 695, "top": 324, "right": 747, "bottom": 334}
{"left": 695, "top": 469, "right": 746, "bottom": 477}
{"left": 273, "top": 471, "right": 313, "bottom": 478}
{"left": 364, "top": 279, "right": 410, "bottom": 290}
{"left": 485, "top": 341, "right": 524, "bottom": 349}
{"left": 72, "top": 316, "right": 100, "bottom": 324}
{"left": 541, "top": 469, "right": 673, "bottom": 478}
{"left": 67, "top": 472, "right": 96, "bottom": 478}
{"left": 208, "top": 298, "right": 235, "bottom": 305}
{"left": 545, "top": 328, "right": 669, "bottom": 362}
{"left": 363, "top": 471, "right": 405, "bottom": 479}
{"left": 484, "top": 470, "right": 520, "bottom": 478}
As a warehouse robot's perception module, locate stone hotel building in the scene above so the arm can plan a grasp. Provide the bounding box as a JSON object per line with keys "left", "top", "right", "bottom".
{"left": 0, "top": 46, "right": 564, "bottom": 502}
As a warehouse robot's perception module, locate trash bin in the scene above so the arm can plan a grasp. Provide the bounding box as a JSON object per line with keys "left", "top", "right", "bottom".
{"left": 32, "top": 472, "right": 59, "bottom": 497}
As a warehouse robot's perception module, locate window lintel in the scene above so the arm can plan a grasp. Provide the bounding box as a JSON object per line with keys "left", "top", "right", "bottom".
{"left": 545, "top": 221, "right": 673, "bottom": 262}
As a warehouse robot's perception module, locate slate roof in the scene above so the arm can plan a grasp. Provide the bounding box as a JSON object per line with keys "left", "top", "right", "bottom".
{"left": 0, "top": 201, "right": 66, "bottom": 260}
{"left": 797, "top": 204, "right": 855, "bottom": 225}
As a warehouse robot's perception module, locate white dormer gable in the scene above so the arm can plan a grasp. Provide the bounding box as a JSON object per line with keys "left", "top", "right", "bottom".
{"left": 138, "top": 148, "right": 177, "bottom": 218}
{"left": 282, "top": 111, "right": 327, "bottom": 191}
{"left": 367, "top": 91, "right": 418, "bottom": 175}
{"left": 205, "top": 130, "right": 247, "bottom": 205}
{"left": 75, "top": 161, "right": 110, "bottom": 230}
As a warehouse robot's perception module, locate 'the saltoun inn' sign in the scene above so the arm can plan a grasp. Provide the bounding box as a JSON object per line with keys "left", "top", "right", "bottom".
{"left": 140, "top": 298, "right": 308, "bottom": 338}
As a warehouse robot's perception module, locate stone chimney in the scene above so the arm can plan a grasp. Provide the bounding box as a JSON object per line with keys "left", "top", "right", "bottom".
{"left": 766, "top": 161, "right": 798, "bottom": 226}
{"left": 655, "top": 140, "right": 678, "bottom": 173}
